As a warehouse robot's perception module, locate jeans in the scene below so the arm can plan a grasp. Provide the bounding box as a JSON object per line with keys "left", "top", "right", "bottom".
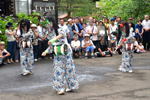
{"left": 15, "top": 42, "right": 20, "bottom": 61}
{"left": 38, "top": 40, "right": 47, "bottom": 58}
{"left": 86, "top": 46, "right": 94, "bottom": 52}
{"left": 7, "top": 41, "right": 15, "bottom": 59}
{"left": 33, "top": 45, "right": 38, "bottom": 59}
{"left": 72, "top": 48, "right": 81, "bottom": 53}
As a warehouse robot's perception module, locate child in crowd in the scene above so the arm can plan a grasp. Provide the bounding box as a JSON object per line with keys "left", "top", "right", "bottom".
{"left": 82, "top": 34, "right": 95, "bottom": 59}
{"left": 134, "top": 36, "right": 140, "bottom": 53}
{"left": 0, "top": 41, "right": 10, "bottom": 65}
{"left": 139, "top": 42, "right": 146, "bottom": 52}
{"left": 71, "top": 34, "right": 82, "bottom": 58}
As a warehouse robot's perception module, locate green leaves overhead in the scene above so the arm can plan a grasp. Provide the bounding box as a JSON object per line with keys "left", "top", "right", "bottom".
{"left": 58, "top": 0, "right": 98, "bottom": 17}
{"left": 98, "top": 0, "right": 150, "bottom": 23}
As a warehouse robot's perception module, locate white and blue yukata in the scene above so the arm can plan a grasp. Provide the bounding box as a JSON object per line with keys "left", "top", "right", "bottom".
{"left": 44, "top": 28, "right": 79, "bottom": 92}
{"left": 19, "top": 30, "right": 34, "bottom": 74}
{"left": 118, "top": 33, "right": 134, "bottom": 72}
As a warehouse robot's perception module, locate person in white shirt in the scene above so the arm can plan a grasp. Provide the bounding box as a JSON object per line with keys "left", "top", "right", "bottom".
{"left": 58, "top": 19, "right": 70, "bottom": 43}
{"left": 142, "top": 15, "right": 150, "bottom": 50}
{"left": 108, "top": 18, "right": 118, "bottom": 54}
{"left": 0, "top": 30, "right": 2, "bottom": 35}
{"left": 86, "top": 20, "right": 98, "bottom": 52}
{"left": 82, "top": 34, "right": 95, "bottom": 59}
{"left": 71, "top": 35, "right": 82, "bottom": 58}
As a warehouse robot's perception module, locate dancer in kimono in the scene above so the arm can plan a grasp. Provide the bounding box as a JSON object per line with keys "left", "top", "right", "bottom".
{"left": 18, "top": 19, "right": 34, "bottom": 76}
{"left": 117, "top": 22, "right": 135, "bottom": 73}
{"left": 42, "top": 17, "right": 79, "bottom": 95}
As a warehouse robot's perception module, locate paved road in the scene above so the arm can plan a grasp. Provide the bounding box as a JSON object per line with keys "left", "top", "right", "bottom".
{"left": 0, "top": 51, "right": 150, "bottom": 100}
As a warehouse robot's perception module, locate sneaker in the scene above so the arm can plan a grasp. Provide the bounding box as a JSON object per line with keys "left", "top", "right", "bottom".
{"left": 66, "top": 88, "right": 72, "bottom": 92}
{"left": 91, "top": 55, "right": 94, "bottom": 58}
{"left": 85, "top": 56, "right": 88, "bottom": 59}
{"left": 113, "top": 51, "right": 116, "bottom": 54}
{"left": 57, "top": 90, "right": 65, "bottom": 95}
{"left": 34, "top": 59, "right": 38, "bottom": 62}
{"left": 143, "top": 50, "right": 146, "bottom": 52}
{"left": 129, "top": 69, "right": 133, "bottom": 73}
{"left": 94, "top": 52, "right": 97, "bottom": 56}
{"left": 22, "top": 70, "right": 30, "bottom": 76}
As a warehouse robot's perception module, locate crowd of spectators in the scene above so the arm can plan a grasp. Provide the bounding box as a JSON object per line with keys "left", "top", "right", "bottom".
{"left": 0, "top": 15, "right": 150, "bottom": 65}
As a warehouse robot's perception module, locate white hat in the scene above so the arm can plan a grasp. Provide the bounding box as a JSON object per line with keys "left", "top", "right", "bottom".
{"left": 31, "top": 24, "right": 37, "bottom": 28}
{"left": 84, "top": 34, "right": 90, "bottom": 37}
{"left": 68, "top": 19, "right": 72, "bottom": 22}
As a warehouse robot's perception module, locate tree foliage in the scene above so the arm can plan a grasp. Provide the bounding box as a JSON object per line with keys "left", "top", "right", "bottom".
{"left": 58, "top": 0, "right": 98, "bottom": 17}
{"left": 0, "top": 12, "right": 41, "bottom": 48}
{"left": 97, "top": 0, "right": 150, "bottom": 23}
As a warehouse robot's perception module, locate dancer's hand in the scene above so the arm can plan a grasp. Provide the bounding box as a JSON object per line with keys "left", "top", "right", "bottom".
{"left": 48, "top": 41, "right": 52, "bottom": 46}
{"left": 42, "top": 52, "right": 46, "bottom": 56}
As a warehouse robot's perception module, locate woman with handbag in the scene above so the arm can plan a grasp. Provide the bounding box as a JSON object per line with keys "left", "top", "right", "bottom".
{"left": 42, "top": 17, "right": 79, "bottom": 95}
{"left": 14, "top": 22, "right": 21, "bottom": 63}
{"left": 18, "top": 19, "right": 34, "bottom": 76}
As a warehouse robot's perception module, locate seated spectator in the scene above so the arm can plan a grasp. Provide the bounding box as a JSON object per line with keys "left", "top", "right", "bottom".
{"left": 80, "top": 17, "right": 84, "bottom": 25}
{"left": 134, "top": 36, "right": 140, "bottom": 53}
{"left": 71, "top": 35, "right": 82, "bottom": 58}
{"left": 95, "top": 38, "right": 112, "bottom": 57}
{"left": 0, "top": 41, "right": 10, "bottom": 65}
{"left": 139, "top": 42, "right": 146, "bottom": 52}
{"left": 82, "top": 34, "right": 95, "bottom": 59}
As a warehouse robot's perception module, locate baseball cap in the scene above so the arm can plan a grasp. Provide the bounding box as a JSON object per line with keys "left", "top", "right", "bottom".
{"left": 110, "top": 18, "right": 115, "bottom": 21}
{"left": 129, "top": 17, "right": 133, "bottom": 20}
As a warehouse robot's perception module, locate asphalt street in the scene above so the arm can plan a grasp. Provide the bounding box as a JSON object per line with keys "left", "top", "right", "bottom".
{"left": 0, "top": 51, "right": 150, "bottom": 100}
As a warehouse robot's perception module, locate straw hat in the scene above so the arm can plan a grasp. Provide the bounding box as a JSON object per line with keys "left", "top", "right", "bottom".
{"left": 0, "top": 41, "right": 5, "bottom": 45}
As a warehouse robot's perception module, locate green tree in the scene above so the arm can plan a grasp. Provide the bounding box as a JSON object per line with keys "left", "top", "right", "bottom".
{"left": 97, "top": 0, "right": 150, "bottom": 23}
{"left": 58, "top": 0, "right": 98, "bottom": 17}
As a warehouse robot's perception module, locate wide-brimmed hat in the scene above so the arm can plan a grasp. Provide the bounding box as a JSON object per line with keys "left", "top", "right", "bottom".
{"left": 6, "top": 22, "right": 13, "bottom": 27}
{"left": 84, "top": 34, "right": 90, "bottom": 37}
{"left": 31, "top": 24, "right": 37, "bottom": 28}
{"left": 0, "top": 41, "right": 5, "bottom": 45}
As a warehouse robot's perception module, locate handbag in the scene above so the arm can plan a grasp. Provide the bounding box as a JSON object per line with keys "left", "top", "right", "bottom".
{"left": 16, "top": 42, "right": 20, "bottom": 49}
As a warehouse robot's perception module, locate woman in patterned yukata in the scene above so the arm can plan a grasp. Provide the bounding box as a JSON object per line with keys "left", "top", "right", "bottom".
{"left": 117, "top": 22, "right": 135, "bottom": 73}
{"left": 42, "top": 17, "right": 79, "bottom": 95}
{"left": 46, "top": 22, "right": 56, "bottom": 59}
{"left": 18, "top": 19, "right": 34, "bottom": 76}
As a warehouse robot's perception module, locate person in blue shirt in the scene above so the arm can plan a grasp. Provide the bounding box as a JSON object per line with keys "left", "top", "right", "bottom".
{"left": 135, "top": 19, "right": 144, "bottom": 43}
